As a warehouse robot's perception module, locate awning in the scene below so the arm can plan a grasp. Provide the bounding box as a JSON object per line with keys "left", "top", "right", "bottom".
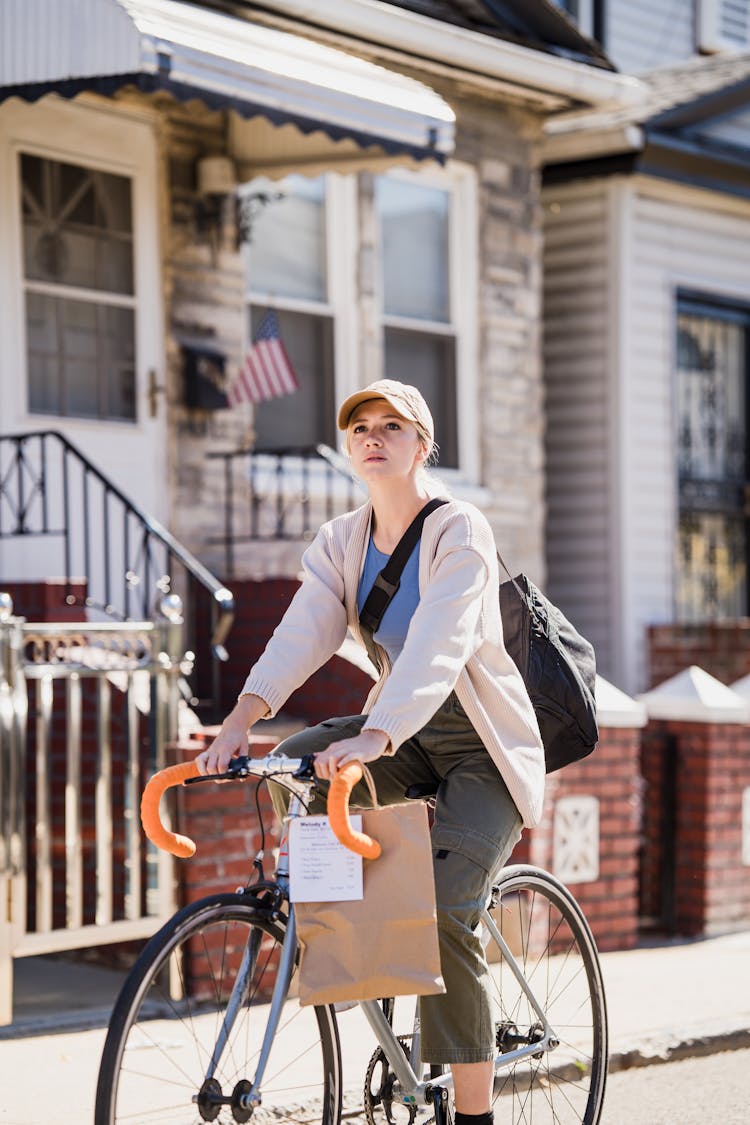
{"left": 0, "top": 0, "right": 455, "bottom": 161}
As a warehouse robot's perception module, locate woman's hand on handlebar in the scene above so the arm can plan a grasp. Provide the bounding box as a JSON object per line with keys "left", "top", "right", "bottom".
{"left": 195, "top": 693, "right": 269, "bottom": 776}
{"left": 314, "top": 729, "right": 390, "bottom": 782}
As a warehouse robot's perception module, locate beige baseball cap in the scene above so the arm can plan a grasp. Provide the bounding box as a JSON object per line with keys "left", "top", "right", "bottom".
{"left": 337, "top": 380, "right": 434, "bottom": 447}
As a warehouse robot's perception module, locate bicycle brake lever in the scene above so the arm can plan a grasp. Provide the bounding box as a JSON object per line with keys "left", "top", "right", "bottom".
{"left": 226, "top": 755, "right": 252, "bottom": 778}
{"left": 183, "top": 756, "right": 252, "bottom": 785}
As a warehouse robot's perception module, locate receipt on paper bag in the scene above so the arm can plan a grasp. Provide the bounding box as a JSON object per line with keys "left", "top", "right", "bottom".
{"left": 288, "top": 815, "right": 364, "bottom": 902}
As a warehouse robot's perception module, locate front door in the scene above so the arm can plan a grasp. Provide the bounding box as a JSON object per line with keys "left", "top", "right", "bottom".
{"left": 0, "top": 98, "right": 166, "bottom": 541}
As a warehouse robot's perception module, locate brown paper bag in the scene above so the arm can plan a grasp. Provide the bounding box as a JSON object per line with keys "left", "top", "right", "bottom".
{"left": 294, "top": 801, "right": 445, "bottom": 1007}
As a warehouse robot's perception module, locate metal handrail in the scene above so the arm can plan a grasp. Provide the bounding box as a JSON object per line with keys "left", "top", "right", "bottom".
{"left": 206, "top": 443, "right": 363, "bottom": 576}
{"left": 0, "top": 430, "right": 234, "bottom": 710}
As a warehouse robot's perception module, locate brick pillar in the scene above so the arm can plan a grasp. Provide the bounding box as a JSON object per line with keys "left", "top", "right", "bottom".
{"left": 518, "top": 677, "right": 645, "bottom": 952}
{"left": 639, "top": 666, "right": 750, "bottom": 936}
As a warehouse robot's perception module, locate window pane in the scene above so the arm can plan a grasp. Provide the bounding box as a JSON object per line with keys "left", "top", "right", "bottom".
{"left": 251, "top": 308, "right": 335, "bottom": 448}
{"left": 26, "top": 292, "right": 136, "bottom": 421}
{"left": 21, "top": 153, "right": 134, "bottom": 294}
{"left": 676, "top": 512, "right": 746, "bottom": 622}
{"left": 676, "top": 306, "right": 749, "bottom": 621}
{"left": 243, "top": 175, "right": 326, "bottom": 302}
{"left": 376, "top": 177, "right": 450, "bottom": 322}
{"left": 384, "top": 327, "right": 458, "bottom": 467}
{"left": 101, "top": 305, "right": 137, "bottom": 420}
{"left": 677, "top": 314, "right": 745, "bottom": 483}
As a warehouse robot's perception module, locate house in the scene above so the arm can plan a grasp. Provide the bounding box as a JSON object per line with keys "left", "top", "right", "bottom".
{"left": 0, "top": 0, "right": 637, "bottom": 603}
{"left": 0, "top": 1, "right": 646, "bottom": 1023}
{"left": 540, "top": 4, "right": 750, "bottom": 693}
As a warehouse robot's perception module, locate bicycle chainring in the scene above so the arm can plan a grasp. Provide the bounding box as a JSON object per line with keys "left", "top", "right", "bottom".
{"left": 364, "top": 1036, "right": 433, "bottom": 1125}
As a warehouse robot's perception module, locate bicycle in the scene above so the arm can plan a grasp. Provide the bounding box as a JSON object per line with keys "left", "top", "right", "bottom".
{"left": 95, "top": 751, "right": 609, "bottom": 1124}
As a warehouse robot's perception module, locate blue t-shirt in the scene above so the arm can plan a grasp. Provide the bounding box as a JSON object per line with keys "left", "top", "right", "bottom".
{"left": 357, "top": 536, "right": 421, "bottom": 665}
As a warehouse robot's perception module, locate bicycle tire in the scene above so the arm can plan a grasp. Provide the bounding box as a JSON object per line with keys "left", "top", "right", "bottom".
{"left": 95, "top": 893, "right": 342, "bottom": 1125}
{"left": 486, "top": 865, "right": 608, "bottom": 1125}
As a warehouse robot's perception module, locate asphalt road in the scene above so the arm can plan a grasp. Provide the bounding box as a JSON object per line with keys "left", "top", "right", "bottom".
{"left": 600, "top": 1046, "right": 750, "bottom": 1125}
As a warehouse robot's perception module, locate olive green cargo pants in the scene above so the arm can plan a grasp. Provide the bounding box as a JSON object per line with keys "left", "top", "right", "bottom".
{"left": 271, "top": 693, "right": 522, "bottom": 1064}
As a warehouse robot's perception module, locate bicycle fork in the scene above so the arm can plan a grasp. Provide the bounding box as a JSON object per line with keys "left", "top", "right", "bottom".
{"left": 199, "top": 796, "right": 305, "bottom": 1111}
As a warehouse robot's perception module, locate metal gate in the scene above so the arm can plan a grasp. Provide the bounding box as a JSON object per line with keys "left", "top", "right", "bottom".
{"left": 0, "top": 594, "right": 187, "bottom": 1025}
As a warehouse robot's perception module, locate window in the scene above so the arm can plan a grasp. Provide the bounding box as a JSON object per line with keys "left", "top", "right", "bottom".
{"left": 698, "top": 0, "right": 750, "bottom": 53}
{"left": 242, "top": 174, "right": 342, "bottom": 450}
{"left": 241, "top": 167, "right": 477, "bottom": 479}
{"left": 21, "top": 154, "right": 136, "bottom": 421}
{"left": 375, "top": 174, "right": 460, "bottom": 468}
{"left": 675, "top": 298, "right": 750, "bottom": 621}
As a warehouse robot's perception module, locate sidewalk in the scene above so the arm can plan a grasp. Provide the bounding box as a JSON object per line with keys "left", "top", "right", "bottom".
{"left": 1, "top": 930, "right": 749, "bottom": 1123}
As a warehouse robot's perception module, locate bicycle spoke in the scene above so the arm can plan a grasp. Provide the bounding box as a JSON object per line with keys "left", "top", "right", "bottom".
{"left": 96, "top": 896, "right": 342, "bottom": 1125}
{"left": 487, "top": 866, "right": 608, "bottom": 1125}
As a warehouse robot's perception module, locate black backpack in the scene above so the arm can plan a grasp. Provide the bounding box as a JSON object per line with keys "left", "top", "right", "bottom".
{"left": 359, "top": 499, "right": 599, "bottom": 774}
{"left": 498, "top": 564, "right": 598, "bottom": 773}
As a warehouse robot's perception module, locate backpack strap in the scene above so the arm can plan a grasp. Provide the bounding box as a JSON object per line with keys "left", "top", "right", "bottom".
{"left": 359, "top": 498, "right": 449, "bottom": 634}
{"left": 496, "top": 549, "right": 526, "bottom": 601}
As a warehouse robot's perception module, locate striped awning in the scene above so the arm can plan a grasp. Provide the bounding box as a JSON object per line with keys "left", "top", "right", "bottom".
{"left": 0, "top": 0, "right": 455, "bottom": 161}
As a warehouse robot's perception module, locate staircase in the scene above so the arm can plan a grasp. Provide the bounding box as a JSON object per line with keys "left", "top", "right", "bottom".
{"left": 0, "top": 430, "right": 234, "bottom": 1026}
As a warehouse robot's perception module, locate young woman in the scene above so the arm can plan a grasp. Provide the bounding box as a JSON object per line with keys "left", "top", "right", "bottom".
{"left": 196, "top": 379, "right": 545, "bottom": 1125}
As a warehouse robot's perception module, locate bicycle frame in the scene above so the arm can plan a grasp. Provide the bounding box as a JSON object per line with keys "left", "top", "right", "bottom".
{"left": 354, "top": 900, "right": 560, "bottom": 1114}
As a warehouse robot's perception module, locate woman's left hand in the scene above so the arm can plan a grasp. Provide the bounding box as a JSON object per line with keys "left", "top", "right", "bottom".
{"left": 314, "top": 729, "right": 390, "bottom": 781}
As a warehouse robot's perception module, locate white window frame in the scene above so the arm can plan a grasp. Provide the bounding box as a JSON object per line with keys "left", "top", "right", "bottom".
{"left": 20, "top": 156, "right": 138, "bottom": 422}
{"left": 375, "top": 161, "right": 479, "bottom": 483}
{"left": 242, "top": 172, "right": 360, "bottom": 496}
{"left": 0, "top": 97, "right": 162, "bottom": 437}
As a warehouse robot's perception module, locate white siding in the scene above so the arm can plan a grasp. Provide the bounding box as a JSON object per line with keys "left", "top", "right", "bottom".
{"left": 720, "top": 0, "right": 750, "bottom": 46}
{"left": 542, "top": 179, "right": 618, "bottom": 681}
{"left": 621, "top": 183, "right": 750, "bottom": 690}
{"left": 604, "top": 0, "right": 696, "bottom": 73}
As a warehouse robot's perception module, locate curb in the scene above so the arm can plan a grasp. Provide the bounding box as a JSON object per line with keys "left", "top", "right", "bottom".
{"left": 608, "top": 1024, "right": 750, "bottom": 1072}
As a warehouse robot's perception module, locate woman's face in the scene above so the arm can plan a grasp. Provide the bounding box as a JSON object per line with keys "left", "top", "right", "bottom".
{"left": 347, "top": 399, "right": 427, "bottom": 484}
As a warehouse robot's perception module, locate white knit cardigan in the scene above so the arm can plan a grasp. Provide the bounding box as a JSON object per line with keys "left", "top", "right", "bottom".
{"left": 241, "top": 498, "right": 545, "bottom": 827}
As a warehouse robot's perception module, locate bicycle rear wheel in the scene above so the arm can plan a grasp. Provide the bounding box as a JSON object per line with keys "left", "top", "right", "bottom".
{"left": 486, "top": 865, "right": 608, "bottom": 1125}
{"left": 95, "top": 893, "right": 342, "bottom": 1125}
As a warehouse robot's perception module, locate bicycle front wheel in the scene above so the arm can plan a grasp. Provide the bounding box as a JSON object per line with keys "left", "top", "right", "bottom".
{"left": 486, "top": 865, "right": 608, "bottom": 1125}
{"left": 95, "top": 893, "right": 342, "bottom": 1125}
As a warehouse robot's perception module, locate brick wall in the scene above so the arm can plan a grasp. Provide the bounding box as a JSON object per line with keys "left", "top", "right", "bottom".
{"left": 171, "top": 733, "right": 284, "bottom": 1000}
{"left": 639, "top": 717, "right": 750, "bottom": 936}
{"left": 514, "top": 724, "right": 642, "bottom": 952}
{"left": 198, "top": 577, "right": 375, "bottom": 727}
{"left": 648, "top": 622, "right": 750, "bottom": 687}
{"left": 1, "top": 580, "right": 87, "bottom": 622}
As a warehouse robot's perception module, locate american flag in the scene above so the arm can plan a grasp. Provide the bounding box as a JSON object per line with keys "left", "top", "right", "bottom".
{"left": 227, "top": 309, "right": 299, "bottom": 406}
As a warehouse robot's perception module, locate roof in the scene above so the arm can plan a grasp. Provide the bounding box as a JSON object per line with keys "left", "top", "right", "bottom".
{"left": 546, "top": 51, "right": 750, "bottom": 136}
{"left": 543, "top": 52, "right": 750, "bottom": 200}
{"left": 379, "top": 0, "right": 613, "bottom": 69}
{"left": 0, "top": 0, "right": 455, "bottom": 161}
